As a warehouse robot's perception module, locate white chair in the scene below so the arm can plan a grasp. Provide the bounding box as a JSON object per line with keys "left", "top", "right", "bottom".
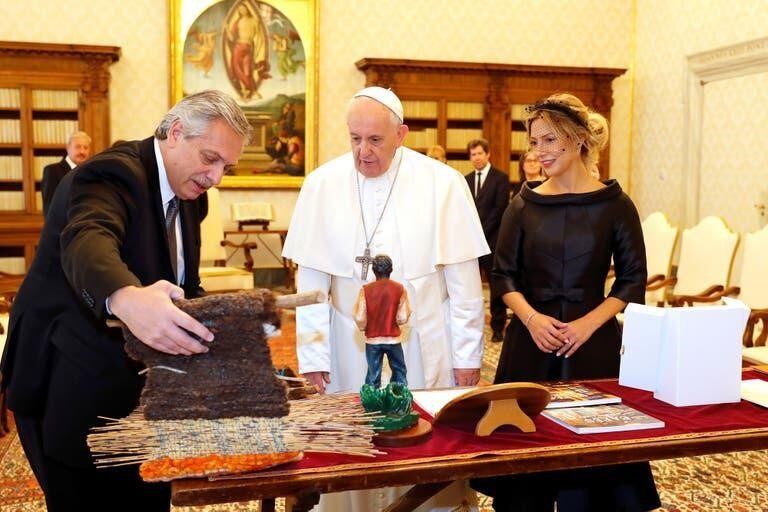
{"left": 606, "top": 212, "right": 678, "bottom": 309}
{"left": 199, "top": 187, "right": 255, "bottom": 292}
{"left": 649, "top": 216, "right": 739, "bottom": 307}
{"left": 642, "top": 212, "right": 679, "bottom": 306}
{"left": 723, "top": 225, "right": 768, "bottom": 365}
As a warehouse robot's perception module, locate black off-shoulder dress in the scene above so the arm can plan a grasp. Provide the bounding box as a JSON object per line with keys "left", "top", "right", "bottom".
{"left": 474, "top": 180, "right": 661, "bottom": 512}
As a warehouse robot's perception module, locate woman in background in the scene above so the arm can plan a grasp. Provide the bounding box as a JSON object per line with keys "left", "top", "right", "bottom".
{"left": 426, "top": 144, "right": 447, "bottom": 163}
{"left": 475, "top": 93, "right": 660, "bottom": 512}
{"left": 511, "top": 150, "right": 545, "bottom": 196}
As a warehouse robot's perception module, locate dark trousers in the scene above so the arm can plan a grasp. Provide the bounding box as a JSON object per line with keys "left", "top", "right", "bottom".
{"left": 365, "top": 342, "right": 407, "bottom": 388}
{"left": 480, "top": 253, "right": 507, "bottom": 334}
{"left": 15, "top": 414, "right": 170, "bottom": 512}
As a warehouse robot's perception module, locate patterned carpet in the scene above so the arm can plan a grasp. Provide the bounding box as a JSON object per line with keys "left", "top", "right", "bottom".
{"left": 2, "top": 310, "right": 768, "bottom": 511}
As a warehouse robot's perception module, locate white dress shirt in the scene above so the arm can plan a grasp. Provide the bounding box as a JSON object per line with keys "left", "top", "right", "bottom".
{"left": 474, "top": 162, "right": 490, "bottom": 196}
{"left": 154, "top": 138, "right": 185, "bottom": 285}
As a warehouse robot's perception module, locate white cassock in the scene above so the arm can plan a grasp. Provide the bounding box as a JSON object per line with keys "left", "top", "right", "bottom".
{"left": 283, "top": 147, "right": 490, "bottom": 512}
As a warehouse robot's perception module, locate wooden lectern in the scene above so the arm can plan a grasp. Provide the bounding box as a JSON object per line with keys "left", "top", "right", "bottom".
{"left": 432, "top": 383, "right": 550, "bottom": 436}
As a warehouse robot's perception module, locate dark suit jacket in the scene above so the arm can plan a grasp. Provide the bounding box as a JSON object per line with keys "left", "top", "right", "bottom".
{"left": 465, "top": 166, "right": 511, "bottom": 252}
{"left": 0, "top": 137, "right": 207, "bottom": 466}
{"left": 40, "top": 157, "right": 72, "bottom": 216}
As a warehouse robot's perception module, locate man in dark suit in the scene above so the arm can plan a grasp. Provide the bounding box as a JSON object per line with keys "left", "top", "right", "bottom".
{"left": 40, "top": 130, "right": 91, "bottom": 215}
{"left": 465, "top": 138, "right": 510, "bottom": 342}
{"left": 0, "top": 90, "right": 251, "bottom": 511}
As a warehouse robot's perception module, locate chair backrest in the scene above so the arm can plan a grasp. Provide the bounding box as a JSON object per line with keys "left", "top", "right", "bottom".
{"left": 641, "top": 212, "right": 678, "bottom": 305}
{"left": 200, "top": 187, "right": 227, "bottom": 263}
{"left": 675, "top": 216, "right": 739, "bottom": 296}
{"left": 738, "top": 224, "right": 768, "bottom": 309}
{"left": 642, "top": 212, "right": 678, "bottom": 280}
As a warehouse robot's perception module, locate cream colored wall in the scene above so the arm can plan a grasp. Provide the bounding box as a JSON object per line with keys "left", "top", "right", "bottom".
{"left": 0, "top": 0, "right": 169, "bottom": 142}
{"left": 632, "top": 0, "right": 768, "bottom": 226}
{"left": 0, "top": 0, "right": 634, "bottom": 269}
{"left": 318, "top": 0, "right": 633, "bottom": 187}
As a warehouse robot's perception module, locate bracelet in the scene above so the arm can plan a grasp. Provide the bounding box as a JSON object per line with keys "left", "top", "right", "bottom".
{"left": 524, "top": 311, "right": 537, "bottom": 327}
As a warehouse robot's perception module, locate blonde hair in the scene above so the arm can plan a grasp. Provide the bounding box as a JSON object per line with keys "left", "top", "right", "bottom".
{"left": 525, "top": 93, "right": 609, "bottom": 173}
{"left": 426, "top": 145, "right": 447, "bottom": 163}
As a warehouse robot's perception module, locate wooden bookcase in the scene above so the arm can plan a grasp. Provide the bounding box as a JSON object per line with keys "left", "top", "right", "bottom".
{"left": 0, "top": 41, "right": 120, "bottom": 276}
{"left": 356, "top": 58, "right": 625, "bottom": 179}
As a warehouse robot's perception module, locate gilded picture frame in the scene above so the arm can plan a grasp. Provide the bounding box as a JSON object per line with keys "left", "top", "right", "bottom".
{"left": 170, "top": 0, "right": 318, "bottom": 188}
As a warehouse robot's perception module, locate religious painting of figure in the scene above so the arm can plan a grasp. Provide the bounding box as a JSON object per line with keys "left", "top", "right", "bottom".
{"left": 171, "top": 0, "right": 317, "bottom": 188}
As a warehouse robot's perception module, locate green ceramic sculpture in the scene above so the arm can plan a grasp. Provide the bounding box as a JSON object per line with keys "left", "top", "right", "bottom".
{"left": 359, "top": 382, "right": 419, "bottom": 432}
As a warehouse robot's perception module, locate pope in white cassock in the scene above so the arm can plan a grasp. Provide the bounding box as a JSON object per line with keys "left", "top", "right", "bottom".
{"left": 282, "top": 87, "right": 490, "bottom": 512}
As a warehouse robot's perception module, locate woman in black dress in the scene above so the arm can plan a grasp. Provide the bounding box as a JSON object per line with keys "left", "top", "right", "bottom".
{"left": 478, "top": 93, "right": 660, "bottom": 511}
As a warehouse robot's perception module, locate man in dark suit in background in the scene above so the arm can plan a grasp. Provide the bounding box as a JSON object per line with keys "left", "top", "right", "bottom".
{"left": 0, "top": 90, "right": 251, "bottom": 511}
{"left": 40, "top": 130, "right": 91, "bottom": 215}
{"left": 465, "top": 138, "right": 510, "bottom": 342}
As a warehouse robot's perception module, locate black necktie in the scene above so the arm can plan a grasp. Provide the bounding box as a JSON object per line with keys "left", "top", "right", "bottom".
{"left": 165, "top": 196, "right": 180, "bottom": 282}
{"left": 475, "top": 171, "right": 482, "bottom": 198}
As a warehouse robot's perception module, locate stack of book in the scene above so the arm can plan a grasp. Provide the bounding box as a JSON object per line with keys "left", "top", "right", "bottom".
{"left": 0, "top": 156, "right": 23, "bottom": 180}
{"left": 31, "top": 89, "right": 78, "bottom": 110}
{"left": 542, "top": 382, "right": 664, "bottom": 434}
{"left": 32, "top": 119, "right": 78, "bottom": 144}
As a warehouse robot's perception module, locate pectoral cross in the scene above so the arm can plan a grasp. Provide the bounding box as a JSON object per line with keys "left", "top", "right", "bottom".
{"left": 355, "top": 247, "right": 373, "bottom": 280}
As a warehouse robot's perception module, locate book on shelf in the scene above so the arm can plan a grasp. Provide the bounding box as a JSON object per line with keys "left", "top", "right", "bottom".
{"left": 33, "top": 119, "right": 79, "bottom": 145}
{"left": 544, "top": 382, "right": 622, "bottom": 409}
{"left": 401, "top": 100, "right": 437, "bottom": 119}
{"left": 0, "top": 119, "right": 21, "bottom": 143}
{"left": 0, "top": 191, "right": 25, "bottom": 211}
{"left": 542, "top": 403, "right": 664, "bottom": 434}
{"left": 31, "top": 89, "right": 78, "bottom": 110}
{"left": 0, "top": 88, "right": 21, "bottom": 109}
{"left": 0, "top": 156, "right": 23, "bottom": 180}
{"left": 448, "top": 159, "right": 474, "bottom": 174}
{"left": 33, "top": 156, "right": 62, "bottom": 181}
{"left": 741, "top": 379, "right": 768, "bottom": 408}
{"left": 447, "top": 102, "right": 483, "bottom": 120}
{"left": 446, "top": 128, "right": 482, "bottom": 149}
{"left": 0, "top": 256, "right": 26, "bottom": 275}
{"left": 404, "top": 127, "right": 438, "bottom": 148}
{"left": 510, "top": 131, "right": 529, "bottom": 151}
{"left": 511, "top": 104, "right": 528, "bottom": 121}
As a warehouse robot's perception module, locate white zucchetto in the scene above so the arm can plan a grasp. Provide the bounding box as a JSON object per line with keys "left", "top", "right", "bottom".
{"left": 352, "top": 86, "right": 404, "bottom": 123}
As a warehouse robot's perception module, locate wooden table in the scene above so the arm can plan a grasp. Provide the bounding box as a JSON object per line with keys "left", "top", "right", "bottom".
{"left": 172, "top": 402, "right": 768, "bottom": 511}
{"left": 223, "top": 229, "right": 294, "bottom": 289}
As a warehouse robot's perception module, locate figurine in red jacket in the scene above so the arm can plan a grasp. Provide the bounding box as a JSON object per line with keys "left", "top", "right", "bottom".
{"left": 353, "top": 255, "right": 411, "bottom": 388}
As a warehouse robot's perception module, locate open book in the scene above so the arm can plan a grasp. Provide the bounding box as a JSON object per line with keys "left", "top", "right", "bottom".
{"left": 542, "top": 403, "right": 664, "bottom": 434}
{"left": 545, "top": 382, "right": 621, "bottom": 409}
{"left": 411, "top": 388, "right": 474, "bottom": 418}
{"left": 741, "top": 379, "right": 768, "bottom": 408}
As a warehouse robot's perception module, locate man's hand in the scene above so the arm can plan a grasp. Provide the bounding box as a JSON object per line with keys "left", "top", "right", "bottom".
{"left": 453, "top": 368, "right": 480, "bottom": 386}
{"left": 303, "top": 371, "right": 330, "bottom": 394}
{"left": 108, "top": 280, "right": 213, "bottom": 356}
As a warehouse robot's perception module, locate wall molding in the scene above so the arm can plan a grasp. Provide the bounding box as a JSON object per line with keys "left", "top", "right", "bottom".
{"left": 682, "top": 37, "right": 768, "bottom": 225}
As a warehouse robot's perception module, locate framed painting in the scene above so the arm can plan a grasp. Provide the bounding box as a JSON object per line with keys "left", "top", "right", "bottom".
{"left": 170, "top": 0, "right": 318, "bottom": 188}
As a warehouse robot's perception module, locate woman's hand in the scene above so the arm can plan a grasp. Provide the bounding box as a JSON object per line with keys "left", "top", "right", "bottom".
{"left": 526, "top": 313, "right": 568, "bottom": 353}
{"left": 557, "top": 316, "right": 600, "bottom": 358}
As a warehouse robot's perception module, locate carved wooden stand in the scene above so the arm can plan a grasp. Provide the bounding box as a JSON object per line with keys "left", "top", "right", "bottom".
{"left": 433, "top": 383, "right": 551, "bottom": 436}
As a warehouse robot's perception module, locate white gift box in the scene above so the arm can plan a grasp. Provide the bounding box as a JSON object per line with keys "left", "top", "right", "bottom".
{"left": 620, "top": 298, "right": 749, "bottom": 406}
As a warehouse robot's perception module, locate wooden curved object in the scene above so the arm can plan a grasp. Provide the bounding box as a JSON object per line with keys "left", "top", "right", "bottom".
{"left": 432, "top": 383, "right": 550, "bottom": 436}
{"left": 375, "top": 418, "right": 433, "bottom": 447}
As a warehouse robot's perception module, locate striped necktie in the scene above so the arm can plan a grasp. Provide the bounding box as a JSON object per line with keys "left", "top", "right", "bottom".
{"left": 165, "top": 196, "right": 180, "bottom": 282}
